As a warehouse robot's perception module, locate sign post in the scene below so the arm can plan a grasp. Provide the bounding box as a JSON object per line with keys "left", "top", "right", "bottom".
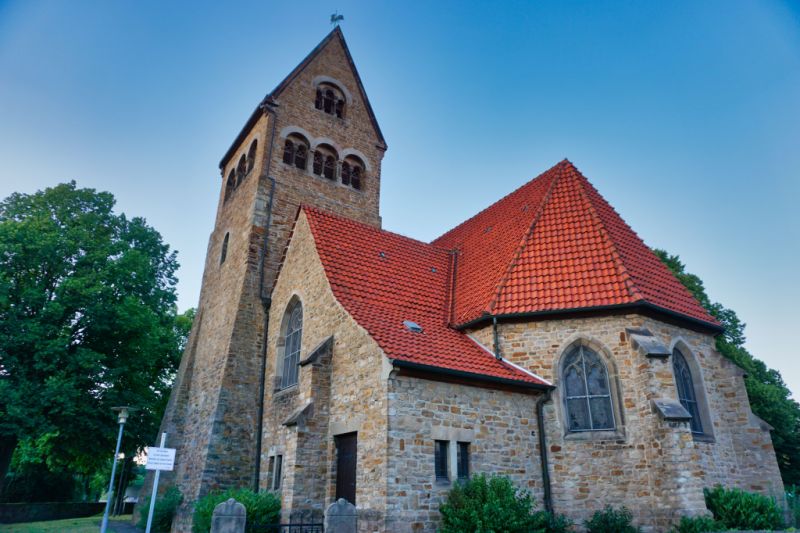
{"left": 144, "top": 433, "right": 175, "bottom": 533}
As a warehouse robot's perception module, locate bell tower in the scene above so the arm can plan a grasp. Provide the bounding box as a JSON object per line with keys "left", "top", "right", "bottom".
{"left": 140, "top": 27, "right": 386, "bottom": 531}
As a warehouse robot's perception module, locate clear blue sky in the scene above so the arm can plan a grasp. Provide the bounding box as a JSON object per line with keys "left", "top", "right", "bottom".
{"left": 1, "top": 1, "right": 798, "bottom": 395}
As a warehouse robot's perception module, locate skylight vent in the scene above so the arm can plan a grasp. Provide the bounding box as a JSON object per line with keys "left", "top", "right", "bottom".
{"left": 483, "top": 226, "right": 493, "bottom": 234}
{"left": 431, "top": 267, "right": 437, "bottom": 273}
{"left": 403, "top": 320, "right": 423, "bottom": 333}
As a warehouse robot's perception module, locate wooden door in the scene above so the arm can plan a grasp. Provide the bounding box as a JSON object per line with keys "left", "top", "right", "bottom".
{"left": 335, "top": 432, "right": 357, "bottom": 505}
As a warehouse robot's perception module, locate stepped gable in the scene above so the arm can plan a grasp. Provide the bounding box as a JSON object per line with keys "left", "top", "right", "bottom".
{"left": 302, "top": 206, "right": 549, "bottom": 388}
{"left": 433, "top": 159, "right": 719, "bottom": 329}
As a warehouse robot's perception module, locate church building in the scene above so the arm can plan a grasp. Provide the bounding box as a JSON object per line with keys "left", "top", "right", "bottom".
{"left": 145, "top": 28, "right": 785, "bottom": 532}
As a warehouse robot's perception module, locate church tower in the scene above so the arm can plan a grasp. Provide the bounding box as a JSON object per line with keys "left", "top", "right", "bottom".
{"left": 143, "top": 28, "right": 386, "bottom": 530}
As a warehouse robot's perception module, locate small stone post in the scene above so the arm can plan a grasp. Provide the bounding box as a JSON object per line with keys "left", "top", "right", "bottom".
{"left": 210, "top": 498, "right": 246, "bottom": 533}
{"left": 324, "top": 498, "right": 357, "bottom": 533}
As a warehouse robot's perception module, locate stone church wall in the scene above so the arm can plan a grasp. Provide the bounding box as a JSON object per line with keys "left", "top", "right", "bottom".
{"left": 385, "top": 376, "right": 544, "bottom": 533}
{"left": 260, "top": 212, "right": 389, "bottom": 531}
{"left": 468, "top": 313, "right": 784, "bottom": 530}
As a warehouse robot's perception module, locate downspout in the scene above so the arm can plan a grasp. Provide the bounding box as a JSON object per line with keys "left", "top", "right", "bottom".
{"left": 536, "top": 389, "right": 553, "bottom": 514}
{"left": 253, "top": 100, "right": 279, "bottom": 491}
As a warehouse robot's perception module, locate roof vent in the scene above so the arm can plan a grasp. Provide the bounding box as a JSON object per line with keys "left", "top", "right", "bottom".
{"left": 379, "top": 251, "right": 386, "bottom": 258}
{"left": 403, "top": 320, "right": 423, "bottom": 333}
{"left": 431, "top": 267, "right": 437, "bottom": 273}
{"left": 483, "top": 226, "right": 493, "bottom": 233}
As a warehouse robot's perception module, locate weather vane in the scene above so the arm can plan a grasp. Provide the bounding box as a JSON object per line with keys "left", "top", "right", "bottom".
{"left": 331, "top": 11, "right": 344, "bottom": 26}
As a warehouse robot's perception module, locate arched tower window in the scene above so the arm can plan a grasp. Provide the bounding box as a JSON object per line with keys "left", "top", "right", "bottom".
{"left": 279, "top": 300, "right": 303, "bottom": 389}
{"left": 282, "top": 134, "right": 309, "bottom": 171}
{"left": 315, "top": 83, "right": 345, "bottom": 118}
{"left": 220, "top": 232, "right": 229, "bottom": 265}
{"left": 341, "top": 155, "right": 365, "bottom": 191}
{"left": 673, "top": 348, "right": 703, "bottom": 434}
{"left": 313, "top": 144, "right": 338, "bottom": 180}
{"left": 562, "top": 345, "right": 615, "bottom": 432}
{"left": 236, "top": 155, "right": 247, "bottom": 185}
{"left": 247, "top": 139, "right": 258, "bottom": 173}
{"left": 224, "top": 171, "right": 235, "bottom": 202}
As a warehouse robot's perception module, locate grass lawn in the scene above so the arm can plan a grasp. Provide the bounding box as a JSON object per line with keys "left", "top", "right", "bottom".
{"left": 0, "top": 514, "right": 134, "bottom": 533}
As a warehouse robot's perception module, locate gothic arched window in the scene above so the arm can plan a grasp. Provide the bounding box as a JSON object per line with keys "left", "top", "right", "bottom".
{"left": 279, "top": 301, "right": 303, "bottom": 389}
{"left": 341, "top": 156, "right": 365, "bottom": 190}
{"left": 315, "top": 83, "right": 345, "bottom": 119}
{"left": 313, "top": 144, "right": 338, "bottom": 180}
{"left": 224, "top": 170, "right": 235, "bottom": 202}
{"left": 236, "top": 155, "right": 247, "bottom": 186}
{"left": 282, "top": 134, "right": 309, "bottom": 170}
{"left": 247, "top": 139, "right": 258, "bottom": 173}
{"left": 562, "top": 345, "right": 615, "bottom": 432}
{"left": 673, "top": 348, "right": 703, "bottom": 434}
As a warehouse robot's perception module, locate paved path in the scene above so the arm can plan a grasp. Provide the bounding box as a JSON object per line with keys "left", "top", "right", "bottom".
{"left": 109, "top": 519, "right": 144, "bottom": 533}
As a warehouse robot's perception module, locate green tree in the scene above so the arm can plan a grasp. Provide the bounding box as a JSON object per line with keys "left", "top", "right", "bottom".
{"left": 0, "top": 182, "right": 183, "bottom": 487}
{"left": 654, "top": 249, "right": 800, "bottom": 485}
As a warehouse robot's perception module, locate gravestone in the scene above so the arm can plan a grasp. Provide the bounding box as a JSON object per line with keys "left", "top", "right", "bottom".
{"left": 324, "top": 498, "right": 357, "bottom": 533}
{"left": 211, "top": 498, "right": 246, "bottom": 533}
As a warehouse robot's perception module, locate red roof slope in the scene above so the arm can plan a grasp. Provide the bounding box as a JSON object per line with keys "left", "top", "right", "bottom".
{"left": 302, "top": 207, "right": 548, "bottom": 387}
{"left": 433, "top": 160, "right": 718, "bottom": 328}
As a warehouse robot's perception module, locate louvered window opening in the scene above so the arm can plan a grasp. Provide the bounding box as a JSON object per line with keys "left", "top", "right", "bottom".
{"left": 673, "top": 348, "right": 703, "bottom": 434}
{"left": 563, "top": 345, "right": 615, "bottom": 432}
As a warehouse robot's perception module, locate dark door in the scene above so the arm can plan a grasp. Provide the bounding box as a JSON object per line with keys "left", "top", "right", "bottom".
{"left": 335, "top": 432, "right": 357, "bottom": 505}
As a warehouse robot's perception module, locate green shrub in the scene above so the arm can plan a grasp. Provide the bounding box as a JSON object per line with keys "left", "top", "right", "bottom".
{"left": 137, "top": 486, "right": 183, "bottom": 533}
{"left": 704, "top": 485, "right": 784, "bottom": 530}
{"left": 439, "top": 474, "right": 571, "bottom": 533}
{"left": 671, "top": 515, "right": 726, "bottom": 533}
{"left": 585, "top": 506, "right": 640, "bottom": 533}
{"left": 788, "top": 485, "right": 800, "bottom": 528}
{"left": 192, "top": 488, "right": 280, "bottom": 533}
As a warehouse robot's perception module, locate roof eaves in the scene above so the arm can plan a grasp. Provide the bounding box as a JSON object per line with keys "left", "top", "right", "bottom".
{"left": 390, "top": 358, "right": 552, "bottom": 391}
{"left": 455, "top": 302, "right": 724, "bottom": 335}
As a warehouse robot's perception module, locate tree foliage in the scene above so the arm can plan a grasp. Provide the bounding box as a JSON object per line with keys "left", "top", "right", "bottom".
{"left": 0, "top": 182, "right": 185, "bottom": 486}
{"left": 654, "top": 249, "right": 800, "bottom": 485}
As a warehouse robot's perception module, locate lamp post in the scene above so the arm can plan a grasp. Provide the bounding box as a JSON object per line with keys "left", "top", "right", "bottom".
{"left": 100, "top": 406, "right": 132, "bottom": 533}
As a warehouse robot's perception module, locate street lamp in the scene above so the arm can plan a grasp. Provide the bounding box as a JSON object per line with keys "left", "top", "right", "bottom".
{"left": 100, "top": 406, "right": 133, "bottom": 533}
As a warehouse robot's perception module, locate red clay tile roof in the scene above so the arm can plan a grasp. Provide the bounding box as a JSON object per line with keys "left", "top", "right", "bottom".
{"left": 303, "top": 207, "right": 549, "bottom": 388}
{"left": 433, "top": 159, "right": 719, "bottom": 328}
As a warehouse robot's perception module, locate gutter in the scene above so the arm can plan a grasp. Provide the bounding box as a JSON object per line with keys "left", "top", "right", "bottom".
{"left": 253, "top": 100, "right": 279, "bottom": 491}
{"left": 536, "top": 390, "right": 553, "bottom": 514}
{"left": 455, "top": 302, "right": 724, "bottom": 335}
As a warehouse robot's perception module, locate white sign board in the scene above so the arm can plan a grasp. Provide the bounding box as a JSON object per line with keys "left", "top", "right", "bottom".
{"left": 145, "top": 447, "right": 176, "bottom": 471}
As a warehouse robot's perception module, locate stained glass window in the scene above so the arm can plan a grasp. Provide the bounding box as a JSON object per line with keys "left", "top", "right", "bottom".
{"left": 563, "top": 345, "right": 615, "bottom": 432}
{"left": 280, "top": 302, "right": 302, "bottom": 388}
{"left": 673, "top": 348, "right": 703, "bottom": 434}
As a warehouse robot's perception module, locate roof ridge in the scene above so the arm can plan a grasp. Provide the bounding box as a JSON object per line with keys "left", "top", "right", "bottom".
{"left": 431, "top": 163, "right": 562, "bottom": 246}
{"left": 569, "top": 164, "right": 645, "bottom": 302}
{"left": 485, "top": 163, "right": 565, "bottom": 315}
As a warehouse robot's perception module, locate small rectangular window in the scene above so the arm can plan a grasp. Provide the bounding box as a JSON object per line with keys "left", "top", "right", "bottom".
{"left": 434, "top": 440, "right": 449, "bottom": 481}
{"left": 266, "top": 456, "right": 275, "bottom": 489}
{"left": 457, "top": 442, "right": 470, "bottom": 480}
{"left": 272, "top": 454, "right": 283, "bottom": 490}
